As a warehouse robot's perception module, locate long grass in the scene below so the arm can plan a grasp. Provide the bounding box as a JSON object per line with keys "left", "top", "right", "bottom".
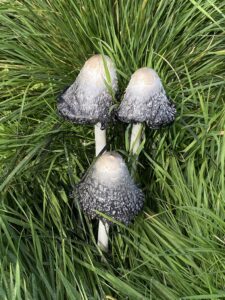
{"left": 0, "top": 0, "right": 225, "bottom": 299}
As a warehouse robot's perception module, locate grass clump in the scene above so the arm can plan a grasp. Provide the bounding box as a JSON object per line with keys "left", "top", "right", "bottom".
{"left": 0, "top": 0, "right": 225, "bottom": 299}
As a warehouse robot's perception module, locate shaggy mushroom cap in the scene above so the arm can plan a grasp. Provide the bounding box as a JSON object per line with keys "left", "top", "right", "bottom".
{"left": 57, "top": 55, "right": 118, "bottom": 129}
{"left": 77, "top": 152, "right": 144, "bottom": 225}
{"left": 117, "top": 67, "right": 176, "bottom": 129}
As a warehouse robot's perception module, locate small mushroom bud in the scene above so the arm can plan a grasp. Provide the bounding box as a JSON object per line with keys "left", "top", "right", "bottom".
{"left": 57, "top": 54, "right": 118, "bottom": 129}
{"left": 77, "top": 152, "right": 144, "bottom": 225}
{"left": 117, "top": 67, "right": 176, "bottom": 129}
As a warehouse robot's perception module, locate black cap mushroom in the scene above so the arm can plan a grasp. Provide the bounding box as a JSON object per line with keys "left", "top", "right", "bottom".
{"left": 57, "top": 54, "right": 118, "bottom": 129}
{"left": 77, "top": 152, "right": 144, "bottom": 226}
{"left": 117, "top": 67, "right": 176, "bottom": 129}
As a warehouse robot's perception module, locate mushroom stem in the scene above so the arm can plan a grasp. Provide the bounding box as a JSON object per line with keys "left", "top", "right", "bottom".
{"left": 94, "top": 122, "right": 109, "bottom": 252}
{"left": 130, "top": 123, "right": 143, "bottom": 154}
{"left": 94, "top": 123, "right": 106, "bottom": 156}
{"left": 97, "top": 221, "right": 109, "bottom": 252}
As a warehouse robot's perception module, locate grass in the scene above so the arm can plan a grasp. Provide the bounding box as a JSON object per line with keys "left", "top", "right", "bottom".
{"left": 0, "top": 0, "right": 225, "bottom": 299}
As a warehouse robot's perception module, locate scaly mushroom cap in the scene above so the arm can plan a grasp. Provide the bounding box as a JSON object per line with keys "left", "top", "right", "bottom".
{"left": 77, "top": 152, "right": 144, "bottom": 225}
{"left": 117, "top": 67, "right": 176, "bottom": 129}
{"left": 57, "top": 55, "right": 118, "bottom": 129}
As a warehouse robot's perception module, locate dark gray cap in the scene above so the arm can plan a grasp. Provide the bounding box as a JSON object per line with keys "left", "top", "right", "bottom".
{"left": 57, "top": 55, "right": 118, "bottom": 129}
{"left": 77, "top": 152, "right": 144, "bottom": 225}
{"left": 117, "top": 68, "right": 176, "bottom": 129}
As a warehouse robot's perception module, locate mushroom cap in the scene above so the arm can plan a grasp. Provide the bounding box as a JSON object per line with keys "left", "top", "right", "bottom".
{"left": 57, "top": 55, "right": 118, "bottom": 128}
{"left": 117, "top": 67, "right": 176, "bottom": 129}
{"left": 77, "top": 152, "right": 144, "bottom": 225}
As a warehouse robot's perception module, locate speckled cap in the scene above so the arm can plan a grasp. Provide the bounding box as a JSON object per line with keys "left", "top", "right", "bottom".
{"left": 117, "top": 67, "right": 176, "bottom": 129}
{"left": 57, "top": 55, "right": 118, "bottom": 129}
{"left": 77, "top": 152, "right": 144, "bottom": 225}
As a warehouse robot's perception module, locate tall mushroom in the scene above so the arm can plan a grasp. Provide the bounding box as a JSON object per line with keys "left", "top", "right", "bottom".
{"left": 117, "top": 67, "right": 176, "bottom": 154}
{"left": 57, "top": 54, "right": 118, "bottom": 250}
{"left": 77, "top": 152, "right": 144, "bottom": 251}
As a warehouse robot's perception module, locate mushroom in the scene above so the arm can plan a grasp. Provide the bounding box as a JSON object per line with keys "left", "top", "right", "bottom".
{"left": 77, "top": 152, "right": 144, "bottom": 251}
{"left": 57, "top": 54, "right": 118, "bottom": 155}
{"left": 57, "top": 54, "right": 118, "bottom": 251}
{"left": 117, "top": 67, "right": 176, "bottom": 154}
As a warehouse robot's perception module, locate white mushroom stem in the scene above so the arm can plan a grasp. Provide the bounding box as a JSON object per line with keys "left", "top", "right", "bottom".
{"left": 94, "top": 123, "right": 106, "bottom": 156}
{"left": 130, "top": 123, "right": 143, "bottom": 154}
{"left": 94, "top": 122, "right": 109, "bottom": 252}
{"left": 97, "top": 221, "right": 109, "bottom": 252}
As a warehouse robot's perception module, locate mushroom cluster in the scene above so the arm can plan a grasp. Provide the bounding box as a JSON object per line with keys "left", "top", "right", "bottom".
{"left": 57, "top": 54, "right": 176, "bottom": 252}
